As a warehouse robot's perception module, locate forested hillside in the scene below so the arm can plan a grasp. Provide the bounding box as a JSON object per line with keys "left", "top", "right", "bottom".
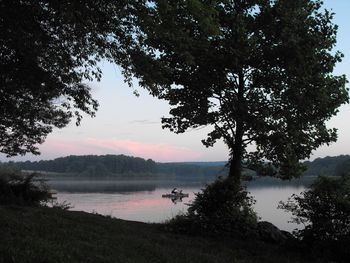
{"left": 157, "top": 162, "right": 227, "bottom": 180}
{"left": 1, "top": 154, "right": 350, "bottom": 178}
{"left": 303, "top": 155, "right": 350, "bottom": 176}
{"left": 5, "top": 155, "right": 157, "bottom": 177}
{"left": 1, "top": 155, "right": 225, "bottom": 179}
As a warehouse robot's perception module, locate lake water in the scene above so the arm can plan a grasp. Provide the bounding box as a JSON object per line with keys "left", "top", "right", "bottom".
{"left": 50, "top": 178, "right": 310, "bottom": 232}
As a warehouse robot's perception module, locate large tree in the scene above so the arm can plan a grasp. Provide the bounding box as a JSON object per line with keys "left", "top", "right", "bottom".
{"left": 0, "top": 0, "right": 139, "bottom": 156}
{"left": 125, "top": 0, "right": 348, "bottom": 182}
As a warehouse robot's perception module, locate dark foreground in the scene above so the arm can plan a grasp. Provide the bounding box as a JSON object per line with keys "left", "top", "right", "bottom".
{"left": 1, "top": 206, "right": 316, "bottom": 263}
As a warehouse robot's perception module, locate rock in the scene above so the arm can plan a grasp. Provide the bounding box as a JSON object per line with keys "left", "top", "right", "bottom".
{"left": 281, "top": 230, "right": 295, "bottom": 241}
{"left": 257, "top": 221, "right": 289, "bottom": 244}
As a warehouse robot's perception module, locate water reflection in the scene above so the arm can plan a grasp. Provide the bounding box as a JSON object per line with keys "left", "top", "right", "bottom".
{"left": 169, "top": 196, "right": 187, "bottom": 204}
{"left": 48, "top": 179, "right": 206, "bottom": 193}
{"left": 48, "top": 179, "right": 157, "bottom": 193}
{"left": 251, "top": 185, "right": 305, "bottom": 232}
{"left": 57, "top": 187, "right": 196, "bottom": 223}
{"left": 162, "top": 195, "right": 189, "bottom": 204}
{"left": 53, "top": 177, "right": 312, "bottom": 231}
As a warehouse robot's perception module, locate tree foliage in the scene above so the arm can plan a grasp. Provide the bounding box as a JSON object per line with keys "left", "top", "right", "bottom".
{"left": 0, "top": 0, "right": 139, "bottom": 156}
{"left": 0, "top": 167, "right": 52, "bottom": 206}
{"left": 280, "top": 175, "right": 350, "bottom": 262}
{"left": 335, "top": 158, "right": 350, "bottom": 177}
{"left": 168, "top": 177, "right": 257, "bottom": 237}
{"left": 2, "top": 0, "right": 348, "bottom": 183}
{"left": 303, "top": 155, "right": 350, "bottom": 176}
{"left": 3, "top": 155, "right": 228, "bottom": 179}
{"left": 280, "top": 175, "right": 350, "bottom": 242}
{"left": 4, "top": 155, "right": 157, "bottom": 177}
{"left": 126, "top": 0, "right": 348, "bottom": 181}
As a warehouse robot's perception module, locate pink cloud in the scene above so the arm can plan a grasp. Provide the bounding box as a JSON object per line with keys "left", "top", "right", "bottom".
{"left": 38, "top": 138, "right": 201, "bottom": 162}
{"left": 85, "top": 138, "right": 201, "bottom": 162}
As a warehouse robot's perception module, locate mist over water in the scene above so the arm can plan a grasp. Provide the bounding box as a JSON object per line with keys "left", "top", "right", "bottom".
{"left": 49, "top": 177, "right": 311, "bottom": 231}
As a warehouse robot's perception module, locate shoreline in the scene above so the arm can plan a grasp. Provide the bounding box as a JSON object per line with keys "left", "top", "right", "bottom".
{"left": 0, "top": 205, "right": 317, "bottom": 263}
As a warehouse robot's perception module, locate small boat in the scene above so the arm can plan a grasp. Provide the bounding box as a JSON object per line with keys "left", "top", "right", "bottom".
{"left": 48, "top": 189, "right": 58, "bottom": 200}
{"left": 162, "top": 192, "right": 189, "bottom": 198}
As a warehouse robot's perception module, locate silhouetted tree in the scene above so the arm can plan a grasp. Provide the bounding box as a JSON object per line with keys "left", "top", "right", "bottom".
{"left": 126, "top": 0, "right": 348, "bottom": 183}
{"left": 0, "top": 0, "right": 138, "bottom": 156}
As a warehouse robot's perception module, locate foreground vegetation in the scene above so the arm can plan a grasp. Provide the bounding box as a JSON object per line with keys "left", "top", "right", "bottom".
{"left": 1, "top": 167, "right": 349, "bottom": 262}
{"left": 0, "top": 205, "right": 319, "bottom": 263}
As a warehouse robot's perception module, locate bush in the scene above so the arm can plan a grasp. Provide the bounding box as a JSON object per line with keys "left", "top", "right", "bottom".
{"left": 280, "top": 175, "right": 350, "bottom": 262}
{"left": 0, "top": 167, "right": 52, "bottom": 206}
{"left": 168, "top": 177, "right": 258, "bottom": 238}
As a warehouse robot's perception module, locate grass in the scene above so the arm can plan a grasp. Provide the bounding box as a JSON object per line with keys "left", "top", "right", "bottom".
{"left": 0, "top": 205, "right": 316, "bottom": 263}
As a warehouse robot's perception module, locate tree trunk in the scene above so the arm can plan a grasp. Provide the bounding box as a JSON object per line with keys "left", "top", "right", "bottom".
{"left": 228, "top": 70, "right": 245, "bottom": 185}
{"left": 229, "top": 155, "right": 241, "bottom": 184}
{"left": 228, "top": 123, "right": 243, "bottom": 185}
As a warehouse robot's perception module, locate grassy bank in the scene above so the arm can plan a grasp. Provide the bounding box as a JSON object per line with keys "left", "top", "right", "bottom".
{"left": 1, "top": 206, "right": 314, "bottom": 263}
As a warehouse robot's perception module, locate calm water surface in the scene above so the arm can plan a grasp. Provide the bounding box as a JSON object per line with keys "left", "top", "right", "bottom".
{"left": 52, "top": 179, "right": 308, "bottom": 232}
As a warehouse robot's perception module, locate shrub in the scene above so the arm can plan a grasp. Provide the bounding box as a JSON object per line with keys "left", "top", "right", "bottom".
{"left": 168, "top": 177, "right": 258, "bottom": 238}
{"left": 280, "top": 175, "right": 350, "bottom": 262}
{"left": 51, "top": 200, "right": 73, "bottom": 210}
{"left": 0, "top": 167, "right": 52, "bottom": 206}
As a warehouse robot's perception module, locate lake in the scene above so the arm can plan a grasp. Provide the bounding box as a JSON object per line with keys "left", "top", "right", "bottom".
{"left": 49, "top": 177, "right": 312, "bottom": 232}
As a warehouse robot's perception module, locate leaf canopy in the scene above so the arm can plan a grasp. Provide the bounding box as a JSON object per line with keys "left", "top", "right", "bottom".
{"left": 0, "top": 0, "right": 139, "bottom": 156}
{"left": 126, "top": 0, "right": 349, "bottom": 179}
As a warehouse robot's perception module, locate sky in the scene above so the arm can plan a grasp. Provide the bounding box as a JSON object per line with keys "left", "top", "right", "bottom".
{"left": 1, "top": 0, "right": 350, "bottom": 163}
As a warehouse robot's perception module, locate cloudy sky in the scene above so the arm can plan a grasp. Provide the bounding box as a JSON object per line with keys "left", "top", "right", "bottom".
{"left": 2, "top": 0, "right": 350, "bottom": 163}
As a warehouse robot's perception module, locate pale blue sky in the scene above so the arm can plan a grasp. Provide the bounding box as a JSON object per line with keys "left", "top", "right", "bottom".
{"left": 2, "top": 0, "right": 350, "bottom": 162}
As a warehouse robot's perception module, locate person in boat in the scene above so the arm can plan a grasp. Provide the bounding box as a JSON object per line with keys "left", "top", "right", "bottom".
{"left": 171, "top": 188, "right": 178, "bottom": 194}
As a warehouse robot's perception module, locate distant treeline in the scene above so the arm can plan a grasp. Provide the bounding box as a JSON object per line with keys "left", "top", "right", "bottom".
{"left": 1, "top": 154, "right": 349, "bottom": 179}
{"left": 3, "top": 155, "right": 157, "bottom": 177}
{"left": 303, "top": 155, "right": 350, "bottom": 177}
{"left": 157, "top": 162, "right": 227, "bottom": 180}
{"left": 0, "top": 155, "right": 225, "bottom": 179}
